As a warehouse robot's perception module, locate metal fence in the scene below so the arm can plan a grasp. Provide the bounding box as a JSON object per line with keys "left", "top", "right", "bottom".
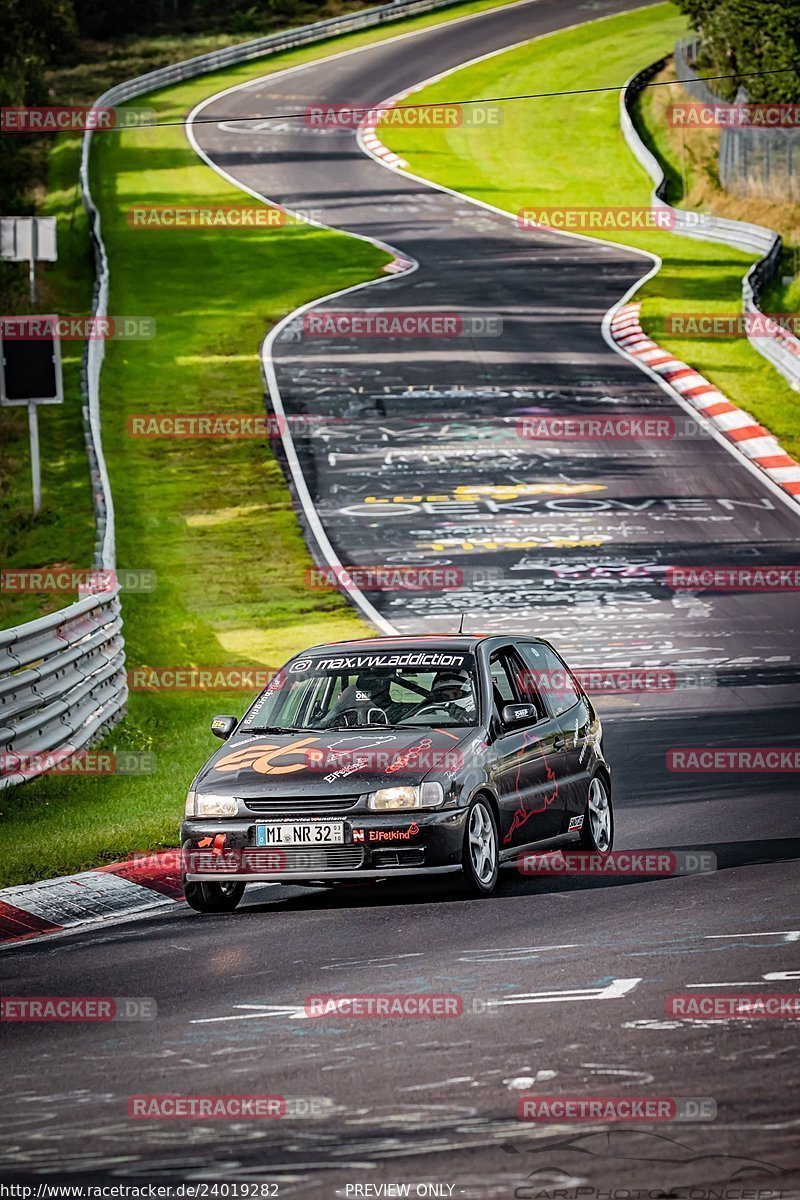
{"left": 674, "top": 36, "right": 800, "bottom": 201}
{"left": 1, "top": 0, "right": 464, "bottom": 790}
{"left": 0, "top": 590, "right": 126, "bottom": 789}
{"left": 621, "top": 60, "right": 800, "bottom": 391}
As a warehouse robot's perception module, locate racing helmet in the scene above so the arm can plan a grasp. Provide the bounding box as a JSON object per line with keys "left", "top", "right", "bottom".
{"left": 430, "top": 670, "right": 472, "bottom": 703}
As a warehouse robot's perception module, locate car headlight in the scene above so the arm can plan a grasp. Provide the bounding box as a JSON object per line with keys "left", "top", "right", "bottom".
{"left": 367, "top": 782, "right": 444, "bottom": 811}
{"left": 185, "top": 791, "right": 238, "bottom": 818}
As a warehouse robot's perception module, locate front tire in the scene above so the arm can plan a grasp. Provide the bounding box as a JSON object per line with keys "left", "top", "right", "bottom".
{"left": 578, "top": 774, "right": 613, "bottom": 852}
{"left": 461, "top": 798, "right": 500, "bottom": 896}
{"left": 183, "top": 880, "right": 245, "bottom": 913}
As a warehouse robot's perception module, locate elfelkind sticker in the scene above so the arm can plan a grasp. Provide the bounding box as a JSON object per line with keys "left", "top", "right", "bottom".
{"left": 369, "top": 823, "right": 420, "bottom": 842}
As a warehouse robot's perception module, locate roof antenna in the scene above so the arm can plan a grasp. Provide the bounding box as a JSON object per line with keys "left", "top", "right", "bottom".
{"left": 458, "top": 613, "right": 466, "bottom": 634}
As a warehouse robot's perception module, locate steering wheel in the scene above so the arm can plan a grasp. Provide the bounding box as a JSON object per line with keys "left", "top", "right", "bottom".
{"left": 330, "top": 703, "right": 389, "bottom": 728}
{"left": 406, "top": 701, "right": 455, "bottom": 721}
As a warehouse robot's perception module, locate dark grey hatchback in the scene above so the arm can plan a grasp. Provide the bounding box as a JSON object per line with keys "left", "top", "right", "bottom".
{"left": 180, "top": 635, "right": 613, "bottom": 912}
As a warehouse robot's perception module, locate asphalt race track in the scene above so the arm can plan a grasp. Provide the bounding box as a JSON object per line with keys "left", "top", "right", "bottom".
{"left": 191, "top": 0, "right": 800, "bottom": 693}
{"left": 2, "top": 0, "right": 799, "bottom": 1193}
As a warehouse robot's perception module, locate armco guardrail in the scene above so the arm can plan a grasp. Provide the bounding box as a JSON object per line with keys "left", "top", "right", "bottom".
{"left": 621, "top": 59, "right": 800, "bottom": 391}
{"left": 0, "top": 588, "right": 126, "bottom": 789}
{"left": 2, "top": 0, "right": 465, "bottom": 789}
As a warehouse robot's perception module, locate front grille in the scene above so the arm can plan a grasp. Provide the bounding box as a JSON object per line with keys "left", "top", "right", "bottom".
{"left": 371, "top": 848, "right": 426, "bottom": 869}
{"left": 242, "top": 795, "right": 359, "bottom": 815}
{"left": 191, "top": 846, "right": 365, "bottom": 873}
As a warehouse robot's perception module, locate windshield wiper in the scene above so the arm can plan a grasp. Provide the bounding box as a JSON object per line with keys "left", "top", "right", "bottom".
{"left": 323, "top": 722, "right": 399, "bottom": 731}
{"left": 244, "top": 725, "right": 304, "bottom": 734}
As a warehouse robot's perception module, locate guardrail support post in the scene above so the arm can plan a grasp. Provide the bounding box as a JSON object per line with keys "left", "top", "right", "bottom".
{"left": 28, "top": 401, "right": 41, "bottom": 515}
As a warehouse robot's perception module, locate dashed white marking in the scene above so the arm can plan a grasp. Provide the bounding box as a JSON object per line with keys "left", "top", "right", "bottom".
{"left": 493, "top": 978, "right": 641, "bottom": 1006}
{"left": 191, "top": 1004, "right": 309, "bottom": 1023}
{"left": 506, "top": 1070, "right": 557, "bottom": 1090}
{"left": 704, "top": 931, "right": 800, "bottom": 942}
{"left": 457, "top": 944, "right": 580, "bottom": 962}
{"left": 321, "top": 953, "right": 423, "bottom": 971}
{"left": 687, "top": 972, "right": 800, "bottom": 987}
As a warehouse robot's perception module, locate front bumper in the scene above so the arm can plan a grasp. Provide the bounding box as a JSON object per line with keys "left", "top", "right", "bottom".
{"left": 180, "top": 807, "right": 467, "bottom": 882}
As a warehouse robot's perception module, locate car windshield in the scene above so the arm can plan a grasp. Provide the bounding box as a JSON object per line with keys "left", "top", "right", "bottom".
{"left": 241, "top": 650, "right": 479, "bottom": 731}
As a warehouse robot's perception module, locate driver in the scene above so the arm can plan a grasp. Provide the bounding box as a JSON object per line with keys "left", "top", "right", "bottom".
{"left": 414, "top": 670, "right": 475, "bottom": 717}
{"left": 429, "top": 671, "right": 472, "bottom": 703}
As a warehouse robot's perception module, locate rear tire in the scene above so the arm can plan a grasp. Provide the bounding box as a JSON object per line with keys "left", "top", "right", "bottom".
{"left": 183, "top": 880, "right": 245, "bottom": 912}
{"left": 461, "top": 798, "right": 500, "bottom": 896}
{"left": 578, "top": 774, "right": 613, "bottom": 853}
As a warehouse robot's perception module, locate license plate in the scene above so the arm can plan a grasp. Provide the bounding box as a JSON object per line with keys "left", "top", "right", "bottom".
{"left": 255, "top": 821, "right": 345, "bottom": 847}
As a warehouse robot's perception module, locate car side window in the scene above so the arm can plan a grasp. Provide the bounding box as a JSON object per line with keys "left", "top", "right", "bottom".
{"left": 519, "top": 643, "right": 581, "bottom": 717}
{"left": 489, "top": 649, "right": 544, "bottom": 726}
{"left": 489, "top": 653, "right": 516, "bottom": 715}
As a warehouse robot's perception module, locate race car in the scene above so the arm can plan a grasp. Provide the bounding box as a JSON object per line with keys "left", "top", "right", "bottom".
{"left": 180, "top": 634, "right": 613, "bottom": 911}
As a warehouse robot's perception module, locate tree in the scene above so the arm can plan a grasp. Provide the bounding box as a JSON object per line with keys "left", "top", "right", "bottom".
{"left": 0, "top": 0, "right": 77, "bottom": 211}
{"left": 674, "top": 0, "right": 800, "bottom": 102}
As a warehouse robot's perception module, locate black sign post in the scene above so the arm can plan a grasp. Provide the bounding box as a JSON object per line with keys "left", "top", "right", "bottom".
{"left": 0, "top": 321, "right": 64, "bottom": 514}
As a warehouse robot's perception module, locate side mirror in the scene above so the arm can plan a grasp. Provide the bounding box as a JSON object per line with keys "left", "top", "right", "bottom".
{"left": 211, "top": 714, "right": 237, "bottom": 740}
{"left": 501, "top": 702, "right": 539, "bottom": 728}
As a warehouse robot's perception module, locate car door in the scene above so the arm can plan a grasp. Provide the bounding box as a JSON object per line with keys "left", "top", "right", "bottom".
{"left": 518, "top": 642, "right": 594, "bottom": 832}
{"left": 487, "top": 647, "right": 566, "bottom": 852}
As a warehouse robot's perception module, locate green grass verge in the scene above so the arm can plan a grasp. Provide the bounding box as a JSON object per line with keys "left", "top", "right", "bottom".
{"left": 0, "top": 140, "right": 98, "bottom": 630}
{"left": 380, "top": 1, "right": 800, "bottom": 461}
{"left": 0, "top": 0, "right": 526, "bottom": 888}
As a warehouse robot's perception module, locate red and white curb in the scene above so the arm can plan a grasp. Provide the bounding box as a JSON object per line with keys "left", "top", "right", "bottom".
{"left": 359, "top": 97, "right": 409, "bottom": 171}
{"left": 0, "top": 852, "right": 183, "bottom": 944}
{"left": 384, "top": 253, "right": 415, "bottom": 274}
{"left": 610, "top": 302, "right": 800, "bottom": 504}
{"left": 358, "top": 98, "right": 416, "bottom": 277}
